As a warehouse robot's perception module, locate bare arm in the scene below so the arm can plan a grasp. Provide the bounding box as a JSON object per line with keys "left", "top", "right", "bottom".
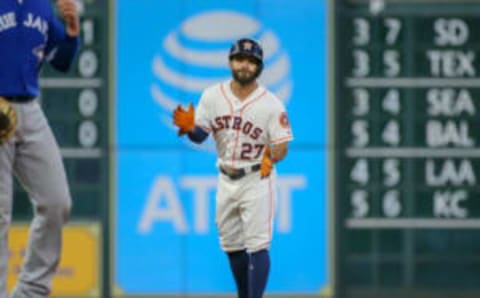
{"left": 260, "top": 141, "right": 288, "bottom": 178}
{"left": 271, "top": 141, "right": 288, "bottom": 163}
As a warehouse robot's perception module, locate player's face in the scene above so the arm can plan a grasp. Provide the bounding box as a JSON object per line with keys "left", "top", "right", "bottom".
{"left": 229, "top": 55, "right": 261, "bottom": 85}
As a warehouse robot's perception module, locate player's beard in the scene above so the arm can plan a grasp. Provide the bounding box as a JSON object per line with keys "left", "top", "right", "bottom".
{"left": 232, "top": 67, "right": 260, "bottom": 86}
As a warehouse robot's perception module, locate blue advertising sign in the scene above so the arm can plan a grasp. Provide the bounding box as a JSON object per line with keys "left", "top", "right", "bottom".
{"left": 116, "top": 0, "right": 328, "bottom": 294}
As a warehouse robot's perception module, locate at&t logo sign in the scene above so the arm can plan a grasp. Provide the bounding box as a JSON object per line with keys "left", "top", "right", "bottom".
{"left": 150, "top": 10, "right": 292, "bottom": 147}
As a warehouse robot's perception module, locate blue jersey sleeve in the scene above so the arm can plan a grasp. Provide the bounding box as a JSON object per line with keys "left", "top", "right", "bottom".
{"left": 45, "top": 17, "right": 79, "bottom": 72}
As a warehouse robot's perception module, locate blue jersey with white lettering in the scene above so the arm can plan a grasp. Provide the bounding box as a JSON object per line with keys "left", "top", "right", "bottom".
{"left": 0, "top": 0, "right": 79, "bottom": 97}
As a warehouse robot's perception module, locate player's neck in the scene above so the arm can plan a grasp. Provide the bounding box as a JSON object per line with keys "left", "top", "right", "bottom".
{"left": 230, "top": 80, "right": 258, "bottom": 101}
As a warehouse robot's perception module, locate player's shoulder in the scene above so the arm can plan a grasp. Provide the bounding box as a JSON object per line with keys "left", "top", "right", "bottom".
{"left": 201, "top": 82, "right": 225, "bottom": 99}
{"left": 260, "top": 86, "right": 285, "bottom": 110}
{"left": 203, "top": 82, "right": 222, "bottom": 93}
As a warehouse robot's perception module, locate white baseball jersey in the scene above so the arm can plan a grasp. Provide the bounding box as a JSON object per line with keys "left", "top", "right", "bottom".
{"left": 195, "top": 80, "right": 293, "bottom": 253}
{"left": 195, "top": 80, "right": 293, "bottom": 169}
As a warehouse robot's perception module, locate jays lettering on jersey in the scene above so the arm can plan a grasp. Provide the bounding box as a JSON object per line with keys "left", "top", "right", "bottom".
{"left": 0, "top": 0, "right": 78, "bottom": 97}
{"left": 115, "top": 0, "right": 327, "bottom": 294}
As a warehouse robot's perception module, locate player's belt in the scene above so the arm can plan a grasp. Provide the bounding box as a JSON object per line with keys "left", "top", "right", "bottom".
{"left": 2, "top": 96, "right": 35, "bottom": 103}
{"left": 220, "top": 164, "right": 261, "bottom": 180}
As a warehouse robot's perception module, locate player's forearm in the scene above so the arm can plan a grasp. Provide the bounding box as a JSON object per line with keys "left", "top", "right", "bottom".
{"left": 47, "top": 0, "right": 80, "bottom": 72}
{"left": 49, "top": 35, "right": 79, "bottom": 72}
{"left": 270, "top": 142, "right": 288, "bottom": 162}
{"left": 46, "top": 19, "right": 79, "bottom": 72}
{"left": 187, "top": 126, "right": 209, "bottom": 144}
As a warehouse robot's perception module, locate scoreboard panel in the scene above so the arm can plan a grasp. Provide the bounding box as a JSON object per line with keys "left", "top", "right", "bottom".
{"left": 13, "top": 0, "right": 110, "bottom": 221}
{"left": 334, "top": 1, "right": 480, "bottom": 298}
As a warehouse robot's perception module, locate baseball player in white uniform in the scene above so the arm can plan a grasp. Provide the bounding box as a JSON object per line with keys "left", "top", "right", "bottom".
{"left": 173, "top": 38, "right": 293, "bottom": 298}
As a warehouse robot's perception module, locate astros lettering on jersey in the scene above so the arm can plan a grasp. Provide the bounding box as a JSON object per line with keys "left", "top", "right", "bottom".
{"left": 195, "top": 81, "right": 293, "bottom": 169}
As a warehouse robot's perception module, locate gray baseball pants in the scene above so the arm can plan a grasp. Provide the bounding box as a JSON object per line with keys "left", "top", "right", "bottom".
{"left": 0, "top": 101, "right": 71, "bottom": 298}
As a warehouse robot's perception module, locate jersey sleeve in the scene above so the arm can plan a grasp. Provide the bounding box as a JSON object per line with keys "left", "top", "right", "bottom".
{"left": 267, "top": 101, "right": 293, "bottom": 145}
{"left": 45, "top": 16, "right": 79, "bottom": 72}
{"left": 194, "top": 91, "right": 213, "bottom": 133}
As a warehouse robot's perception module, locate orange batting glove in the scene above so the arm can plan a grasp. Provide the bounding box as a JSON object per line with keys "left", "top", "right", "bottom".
{"left": 260, "top": 146, "right": 273, "bottom": 179}
{"left": 173, "top": 103, "right": 195, "bottom": 136}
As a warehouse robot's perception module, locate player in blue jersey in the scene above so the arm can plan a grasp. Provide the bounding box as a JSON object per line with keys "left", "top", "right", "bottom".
{"left": 0, "top": 0, "right": 80, "bottom": 297}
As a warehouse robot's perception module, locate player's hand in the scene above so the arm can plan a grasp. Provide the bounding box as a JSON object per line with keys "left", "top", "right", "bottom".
{"left": 260, "top": 146, "right": 273, "bottom": 179}
{"left": 57, "top": 0, "right": 80, "bottom": 37}
{"left": 173, "top": 103, "right": 195, "bottom": 136}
